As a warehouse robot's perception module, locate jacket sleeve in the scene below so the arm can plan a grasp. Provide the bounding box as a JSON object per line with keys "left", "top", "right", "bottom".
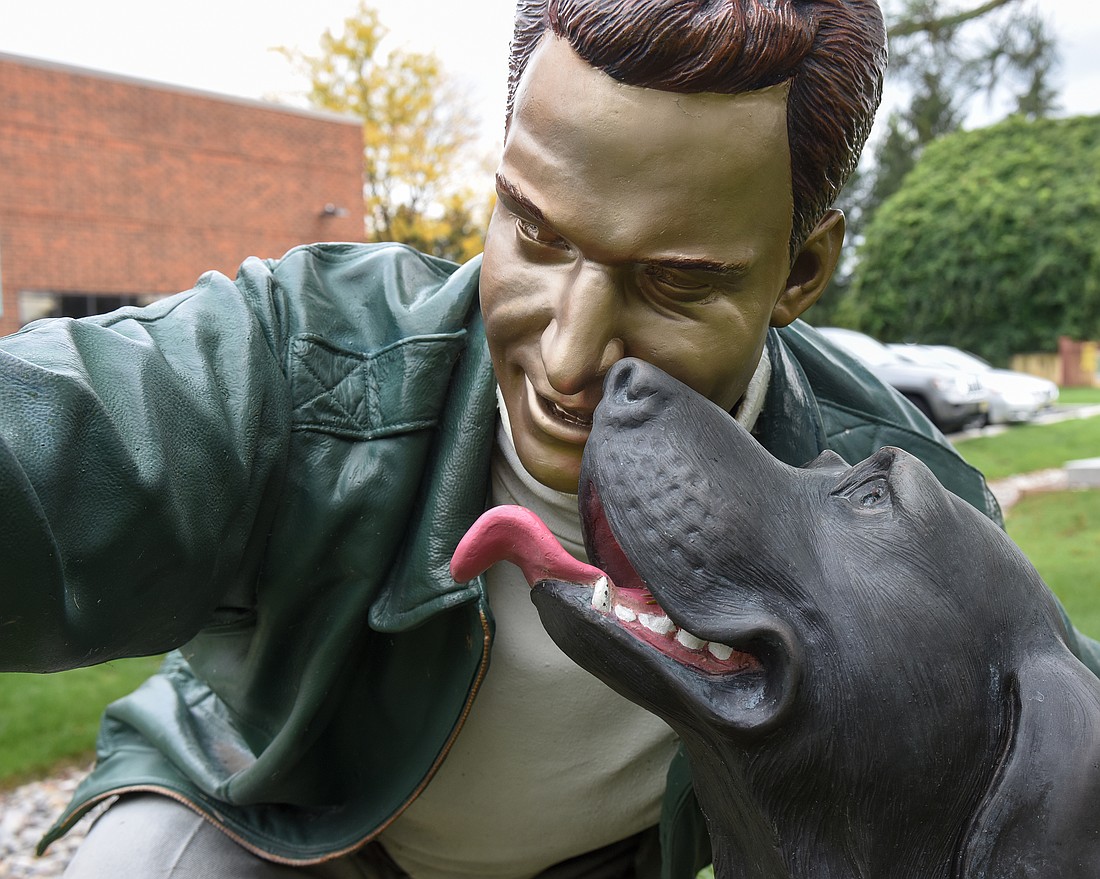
{"left": 0, "top": 262, "right": 292, "bottom": 672}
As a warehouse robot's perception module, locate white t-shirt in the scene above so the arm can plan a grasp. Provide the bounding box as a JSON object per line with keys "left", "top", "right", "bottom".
{"left": 378, "top": 351, "right": 771, "bottom": 878}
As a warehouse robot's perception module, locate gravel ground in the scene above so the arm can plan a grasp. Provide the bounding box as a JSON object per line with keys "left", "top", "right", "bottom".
{"left": 0, "top": 767, "right": 108, "bottom": 879}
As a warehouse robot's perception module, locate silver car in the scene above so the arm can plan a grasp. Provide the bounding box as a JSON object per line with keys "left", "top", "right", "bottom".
{"left": 889, "top": 344, "right": 1059, "bottom": 425}
{"left": 815, "top": 327, "right": 990, "bottom": 433}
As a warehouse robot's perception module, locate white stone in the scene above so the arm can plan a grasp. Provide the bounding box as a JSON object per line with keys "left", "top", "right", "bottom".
{"left": 1065, "top": 457, "right": 1100, "bottom": 489}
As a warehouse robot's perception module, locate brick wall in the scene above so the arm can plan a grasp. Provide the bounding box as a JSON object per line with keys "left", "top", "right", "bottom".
{"left": 0, "top": 53, "right": 364, "bottom": 335}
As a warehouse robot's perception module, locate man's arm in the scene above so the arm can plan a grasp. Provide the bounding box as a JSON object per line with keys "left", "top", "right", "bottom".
{"left": 0, "top": 266, "right": 292, "bottom": 672}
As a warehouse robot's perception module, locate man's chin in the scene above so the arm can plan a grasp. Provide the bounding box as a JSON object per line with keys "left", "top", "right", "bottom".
{"left": 513, "top": 437, "right": 583, "bottom": 495}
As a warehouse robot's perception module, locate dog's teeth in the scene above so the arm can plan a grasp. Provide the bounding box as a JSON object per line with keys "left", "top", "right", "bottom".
{"left": 591, "top": 577, "right": 611, "bottom": 613}
{"left": 707, "top": 642, "right": 734, "bottom": 661}
{"left": 676, "top": 630, "right": 706, "bottom": 651}
{"left": 638, "top": 613, "right": 675, "bottom": 636}
{"left": 614, "top": 604, "right": 637, "bottom": 623}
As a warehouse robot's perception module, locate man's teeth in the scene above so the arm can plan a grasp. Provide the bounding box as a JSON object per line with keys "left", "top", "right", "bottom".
{"left": 591, "top": 581, "right": 733, "bottom": 657}
{"left": 548, "top": 400, "right": 592, "bottom": 427}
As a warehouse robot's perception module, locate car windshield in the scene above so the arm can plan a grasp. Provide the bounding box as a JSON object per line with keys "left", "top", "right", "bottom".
{"left": 928, "top": 347, "right": 992, "bottom": 372}
{"left": 820, "top": 329, "right": 899, "bottom": 367}
{"left": 891, "top": 344, "right": 985, "bottom": 373}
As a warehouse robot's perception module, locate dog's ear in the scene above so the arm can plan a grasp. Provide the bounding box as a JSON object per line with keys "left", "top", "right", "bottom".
{"left": 803, "top": 449, "right": 848, "bottom": 474}
{"left": 959, "top": 653, "right": 1100, "bottom": 876}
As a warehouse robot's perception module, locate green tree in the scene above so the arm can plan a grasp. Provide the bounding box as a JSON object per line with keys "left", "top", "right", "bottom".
{"left": 281, "top": 2, "right": 489, "bottom": 263}
{"left": 837, "top": 114, "right": 1100, "bottom": 365}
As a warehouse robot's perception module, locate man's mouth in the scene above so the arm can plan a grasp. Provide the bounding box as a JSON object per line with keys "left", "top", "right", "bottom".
{"left": 542, "top": 396, "right": 593, "bottom": 428}
{"left": 524, "top": 377, "right": 594, "bottom": 439}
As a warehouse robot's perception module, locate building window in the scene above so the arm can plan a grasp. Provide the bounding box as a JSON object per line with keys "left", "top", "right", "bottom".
{"left": 19, "top": 291, "right": 163, "bottom": 326}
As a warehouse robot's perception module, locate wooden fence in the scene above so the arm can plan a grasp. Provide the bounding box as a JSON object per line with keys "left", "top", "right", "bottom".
{"left": 1010, "top": 337, "right": 1099, "bottom": 387}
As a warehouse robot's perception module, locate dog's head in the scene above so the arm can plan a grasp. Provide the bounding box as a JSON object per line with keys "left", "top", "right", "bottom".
{"left": 521, "top": 359, "right": 1085, "bottom": 876}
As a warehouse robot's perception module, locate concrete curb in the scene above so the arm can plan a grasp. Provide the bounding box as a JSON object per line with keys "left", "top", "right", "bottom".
{"left": 988, "top": 469, "right": 1070, "bottom": 511}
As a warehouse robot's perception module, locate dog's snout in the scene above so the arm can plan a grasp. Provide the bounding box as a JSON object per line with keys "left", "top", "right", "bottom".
{"left": 605, "top": 358, "right": 661, "bottom": 406}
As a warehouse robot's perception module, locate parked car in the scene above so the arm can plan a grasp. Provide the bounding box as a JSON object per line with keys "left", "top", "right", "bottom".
{"left": 888, "top": 343, "right": 1059, "bottom": 425}
{"left": 815, "top": 327, "right": 990, "bottom": 433}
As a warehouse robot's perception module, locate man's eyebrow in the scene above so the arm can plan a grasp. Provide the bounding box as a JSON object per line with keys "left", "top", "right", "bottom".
{"left": 495, "top": 173, "right": 749, "bottom": 278}
{"left": 639, "top": 256, "right": 751, "bottom": 278}
{"left": 495, "top": 173, "right": 548, "bottom": 223}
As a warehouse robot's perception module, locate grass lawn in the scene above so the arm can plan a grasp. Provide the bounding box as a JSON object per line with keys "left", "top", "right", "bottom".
{"left": 1006, "top": 489, "right": 1100, "bottom": 641}
{"left": 0, "top": 655, "right": 163, "bottom": 788}
{"left": 1057, "top": 387, "right": 1100, "bottom": 406}
{"left": 953, "top": 414, "right": 1100, "bottom": 480}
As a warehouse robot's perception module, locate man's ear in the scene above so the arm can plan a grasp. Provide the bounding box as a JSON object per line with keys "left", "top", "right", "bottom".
{"left": 770, "top": 209, "right": 846, "bottom": 327}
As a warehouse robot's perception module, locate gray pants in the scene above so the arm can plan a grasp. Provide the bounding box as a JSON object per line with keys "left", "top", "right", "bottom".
{"left": 63, "top": 795, "right": 656, "bottom": 878}
{"left": 63, "top": 795, "right": 404, "bottom": 878}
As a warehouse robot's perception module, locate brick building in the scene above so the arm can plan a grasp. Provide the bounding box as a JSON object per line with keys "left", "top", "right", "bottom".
{"left": 0, "top": 53, "right": 364, "bottom": 336}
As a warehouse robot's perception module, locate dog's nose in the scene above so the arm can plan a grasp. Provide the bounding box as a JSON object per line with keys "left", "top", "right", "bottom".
{"left": 605, "top": 358, "right": 659, "bottom": 403}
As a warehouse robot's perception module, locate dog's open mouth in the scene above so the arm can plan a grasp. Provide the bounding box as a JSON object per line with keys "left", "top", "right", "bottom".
{"left": 451, "top": 502, "right": 759, "bottom": 676}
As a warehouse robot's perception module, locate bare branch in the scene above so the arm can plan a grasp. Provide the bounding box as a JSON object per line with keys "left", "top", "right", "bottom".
{"left": 889, "top": 0, "right": 1017, "bottom": 38}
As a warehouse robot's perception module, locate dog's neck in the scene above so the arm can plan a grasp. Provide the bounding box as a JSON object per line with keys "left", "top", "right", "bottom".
{"left": 683, "top": 730, "right": 972, "bottom": 879}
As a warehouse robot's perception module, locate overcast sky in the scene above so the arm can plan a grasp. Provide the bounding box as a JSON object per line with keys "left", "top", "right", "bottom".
{"left": 2, "top": 0, "right": 1097, "bottom": 153}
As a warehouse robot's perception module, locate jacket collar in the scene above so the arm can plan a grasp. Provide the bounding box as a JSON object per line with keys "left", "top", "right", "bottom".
{"left": 756, "top": 327, "right": 829, "bottom": 468}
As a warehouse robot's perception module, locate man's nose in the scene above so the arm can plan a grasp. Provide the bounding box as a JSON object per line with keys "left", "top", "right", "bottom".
{"left": 540, "top": 263, "right": 625, "bottom": 396}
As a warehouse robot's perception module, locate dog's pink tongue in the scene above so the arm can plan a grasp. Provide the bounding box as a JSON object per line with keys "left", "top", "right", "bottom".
{"left": 451, "top": 505, "right": 609, "bottom": 587}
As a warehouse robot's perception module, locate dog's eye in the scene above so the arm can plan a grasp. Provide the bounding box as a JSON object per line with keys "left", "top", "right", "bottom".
{"left": 849, "top": 477, "right": 890, "bottom": 509}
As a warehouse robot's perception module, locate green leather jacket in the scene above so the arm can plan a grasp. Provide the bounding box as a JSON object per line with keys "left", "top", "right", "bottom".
{"left": 1, "top": 243, "right": 1093, "bottom": 878}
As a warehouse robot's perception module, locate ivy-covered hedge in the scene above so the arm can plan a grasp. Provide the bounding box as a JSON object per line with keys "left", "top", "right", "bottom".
{"left": 841, "top": 114, "right": 1100, "bottom": 365}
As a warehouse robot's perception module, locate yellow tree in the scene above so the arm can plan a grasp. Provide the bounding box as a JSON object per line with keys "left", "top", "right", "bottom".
{"left": 281, "top": 2, "right": 489, "bottom": 262}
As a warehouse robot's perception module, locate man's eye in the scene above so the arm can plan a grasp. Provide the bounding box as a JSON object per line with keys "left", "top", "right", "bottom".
{"left": 640, "top": 266, "right": 713, "bottom": 302}
{"left": 515, "top": 218, "right": 567, "bottom": 250}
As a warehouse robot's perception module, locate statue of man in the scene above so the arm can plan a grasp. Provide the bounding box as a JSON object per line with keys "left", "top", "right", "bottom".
{"left": 3, "top": 1, "right": 1092, "bottom": 877}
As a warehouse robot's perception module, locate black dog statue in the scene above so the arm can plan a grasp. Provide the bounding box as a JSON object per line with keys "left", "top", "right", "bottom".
{"left": 453, "top": 358, "right": 1100, "bottom": 878}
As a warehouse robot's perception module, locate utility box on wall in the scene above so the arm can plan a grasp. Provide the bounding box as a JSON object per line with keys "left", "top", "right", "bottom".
{"left": 0, "top": 53, "right": 364, "bottom": 336}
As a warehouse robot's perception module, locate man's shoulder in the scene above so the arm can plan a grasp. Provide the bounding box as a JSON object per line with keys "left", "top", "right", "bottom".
{"left": 266, "top": 241, "right": 478, "bottom": 314}
{"left": 773, "top": 320, "right": 1000, "bottom": 523}
{"left": 267, "top": 241, "right": 463, "bottom": 279}
{"left": 250, "top": 242, "right": 484, "bottom": 353}
{"left": 777, "top": 321, "right": 928, "bottom": 431}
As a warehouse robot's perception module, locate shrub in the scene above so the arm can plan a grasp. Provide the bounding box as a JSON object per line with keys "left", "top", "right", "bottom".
{"left": 841, "top": 114, "right": 1100, "bottom": 365}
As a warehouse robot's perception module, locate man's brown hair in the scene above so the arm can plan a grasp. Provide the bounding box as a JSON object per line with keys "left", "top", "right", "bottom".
{"left": 507, "top": 0, "right": 888, "bottom": 255}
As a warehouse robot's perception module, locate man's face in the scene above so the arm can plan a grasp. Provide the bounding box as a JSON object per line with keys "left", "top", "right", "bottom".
{"left": 480, "top": 37, "right": 799, "bottom": 493}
